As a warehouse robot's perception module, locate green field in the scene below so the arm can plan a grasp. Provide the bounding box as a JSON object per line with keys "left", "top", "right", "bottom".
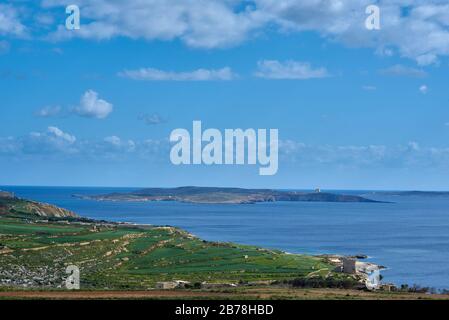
{"left": 0, "top": 194, "right": 355, "bottom": 290}
{"left": 0, "top": 214, "right": 354, "bottom": 289}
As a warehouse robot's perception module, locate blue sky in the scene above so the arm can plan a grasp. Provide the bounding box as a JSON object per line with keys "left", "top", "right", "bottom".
{"left": 1, "top": 0, "right": 449, "bottom": 190}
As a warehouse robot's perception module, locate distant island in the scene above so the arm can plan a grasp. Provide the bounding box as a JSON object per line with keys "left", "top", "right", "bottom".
{"left": 74, "top": 186, "right": 384, "bottom": 204}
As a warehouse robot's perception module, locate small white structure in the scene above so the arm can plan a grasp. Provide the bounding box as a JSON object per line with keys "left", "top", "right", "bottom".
{"left": 156, "top": 280, "right": 191, "bottom": 290}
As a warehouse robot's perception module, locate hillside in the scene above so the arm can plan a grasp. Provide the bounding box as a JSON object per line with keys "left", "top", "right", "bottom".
{"left": 76, "top": 186, "right": 382, "bottom": 204}
{"left": 0, "top": 190, "right": 77, "bottom": 218}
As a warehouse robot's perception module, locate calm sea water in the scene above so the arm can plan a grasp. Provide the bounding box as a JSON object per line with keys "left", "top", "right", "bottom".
{"left": 2, "top": 185, "right": 449, "bottom": 290}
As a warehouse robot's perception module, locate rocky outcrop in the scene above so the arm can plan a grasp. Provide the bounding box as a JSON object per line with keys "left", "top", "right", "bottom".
{"left": 21, "top": 201, "right": 78, "bottom": 218}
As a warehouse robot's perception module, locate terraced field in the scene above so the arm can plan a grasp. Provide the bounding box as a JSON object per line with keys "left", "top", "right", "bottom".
{"left": 0, "top": 194, "right": 353, "bottom": 290}
{"left": 0, "top": 216, "right": 350, "bottom": 289}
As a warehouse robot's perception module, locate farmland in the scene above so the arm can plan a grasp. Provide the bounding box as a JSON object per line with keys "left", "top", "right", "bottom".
{"left": 0, "top": 192, "right": 353, "bottom": 290}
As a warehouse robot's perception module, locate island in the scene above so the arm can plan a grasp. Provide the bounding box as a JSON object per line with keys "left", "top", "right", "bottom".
{"left": 74, "top": 186, "right": 383, "bottom": 204}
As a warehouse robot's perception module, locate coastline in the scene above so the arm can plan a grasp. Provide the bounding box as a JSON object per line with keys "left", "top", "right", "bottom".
{"left": 1, "top": 192, "right": 383, "bottom": 293}
{"left": 2, "top": 192, "right": 449, "bottom": 299}
{"left": 4, "top": 187, "right": 449, "bottom": 293}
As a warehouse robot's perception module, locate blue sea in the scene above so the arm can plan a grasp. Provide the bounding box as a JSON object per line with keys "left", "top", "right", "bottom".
{"left": 2, "top": 186, "right": 449, "bottom": 290}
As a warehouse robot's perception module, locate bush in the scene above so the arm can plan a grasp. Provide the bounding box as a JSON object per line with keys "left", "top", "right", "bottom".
{"left": 282, "top": 277, "right": 358, "bottom": 289}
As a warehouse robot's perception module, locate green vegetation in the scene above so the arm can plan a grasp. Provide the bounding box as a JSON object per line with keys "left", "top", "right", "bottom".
{"left": 0, "top": 194, "right": 355, "bottom": 290}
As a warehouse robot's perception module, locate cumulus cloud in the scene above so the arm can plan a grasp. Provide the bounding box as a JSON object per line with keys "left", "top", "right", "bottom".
{"left": 118, "top": 67, "right": 235, "bottom": 81}
{"left": 255, "top": 0, "right": 449, "bottom": 65}
{"left": 255, "top": 60, "right": 329, "bottom": 79}
{"left": 22, "top": 126, "right": 78, "bottom": 154}
{"left": 46, "top": 126, "right": 76, "bottom": 143}
{"left": 38, "top": 1, "right": 449, "bottom": 64}
{"left": 73, "top": 90, "right": 113, "bottom": 119}
{"left": 42, "top": 0, "right": 265, "bottom": 48}
{"left": 3, "top": 128, "right": 449, "bottom": 170}
{"left": 379, "top": 64, "right": 428, "bottom": 77}
{"left": 0, "top": 128, "right": 165, "bottom": 161}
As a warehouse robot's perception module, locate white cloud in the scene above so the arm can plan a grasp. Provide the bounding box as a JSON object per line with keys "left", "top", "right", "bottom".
{"left": 104, "top": 136, "right": 136, "bottom": 152}
{"left": 118, "top": 67, "right": 235, "bottom": 81}
{"left": 255, "top": 60, "right": 329, "bottom": 80}
{"left": 255, "top": 0, "right": 449, "bottom": 65}
{"left": 35, "top": 106, "right": 62, "bottom": 117}
{"left": 0, "top": 4, "right": 26, "bottom": 37}
{"left": 0, "top": 0, "right": 448, "bottom": 65}
{"left": 379, "top": 64, "right": 428, "bottom": 77}
{"left": 47, "top": 126, "right": 76, "bottom": 144}
{"left": 277, "top": 140, "right": 449, "bottom": 169}
{"left": 73, "top": 90, "right": 113, "bottom": 119}
{"left": 419, "top": 84, "right": 428, "bottom": 94}
{"left": 0, "top": 136, "right": 21, "bottom": 154}
{"left": 22, "top": 127, "right": 78, "bottom": 154}
{"left": 4, "top": 129, "right": 449, "bottom": 170}
{"left": 0, "top": 128, "right": 152, "bottom": 159}
{"left": 43, "top": 0, "right": 265, "bottom": 48}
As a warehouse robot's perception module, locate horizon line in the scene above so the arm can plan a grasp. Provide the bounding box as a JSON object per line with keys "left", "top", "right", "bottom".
{"left": 1, "top": 184, "right": 449, "bottom": 193}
